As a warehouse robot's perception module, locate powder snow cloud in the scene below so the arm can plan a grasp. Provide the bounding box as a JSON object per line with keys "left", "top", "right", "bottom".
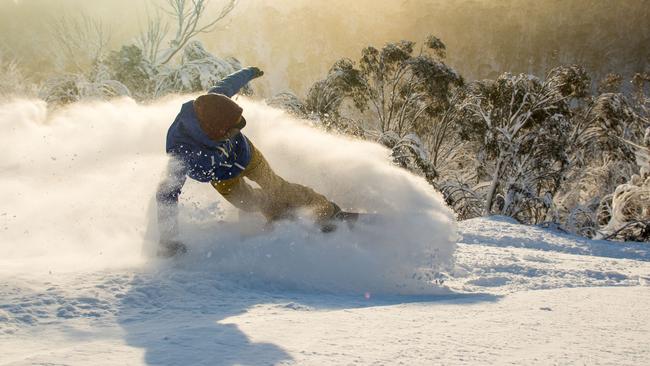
{"left": 0, "top": 96, "right": 457, "bottom": 294}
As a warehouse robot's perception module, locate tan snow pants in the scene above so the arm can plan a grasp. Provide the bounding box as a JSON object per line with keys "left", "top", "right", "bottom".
{"left": 211, "top": 142, "right": 336, "bottom": 223}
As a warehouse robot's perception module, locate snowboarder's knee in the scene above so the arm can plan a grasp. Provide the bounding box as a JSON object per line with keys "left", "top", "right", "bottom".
{"left": 211, "top": 178, "right": 240, "bottom": 195}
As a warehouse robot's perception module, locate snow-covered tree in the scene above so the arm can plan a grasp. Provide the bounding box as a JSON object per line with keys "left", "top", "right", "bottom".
{"left": 380, "top": 132, "right": 437, "bottom": 184}
{"left": 42, "top": 14, "right": 128, "bottom": 105}
{"left": 453, "top": 65, "right": 590, "bottom": 222}
{"left": 631, "top": 72, "right": 649, "bottom": 132}
{"left": 42, "top": 1, "right": 240, "bottom": 104}
{"left": 153, "top": 41, "right": 243, "bottom": 97}
{"left": 141, "top": 0, "right": 237, "bottom": 67}
{"left": 594, "top": 124, "right": 649, "bottom": 242}
{"left": 439, "top": 177, "right": 485, "bottom": 220}
{"left": 105, "top": 45, "right": 155, "bottom": 100}
{"left": 306, "top": 36, "right": 463, "bottom": 136}
{"left": 554, "top": 77, "right": 649, "bottom": 238}
{"left": 266, "top": 92, "right": 309, "bottom": 118}
{"left": 580, "top": 93, "right": 645, "bottom": 160}
{"left": 306, "top": 36, "right": 464, "bottom": 184}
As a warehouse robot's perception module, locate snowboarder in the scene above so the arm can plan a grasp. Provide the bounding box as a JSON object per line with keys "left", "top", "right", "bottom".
{"left": 156, "top": 67, "right": 344, "bottom": 257}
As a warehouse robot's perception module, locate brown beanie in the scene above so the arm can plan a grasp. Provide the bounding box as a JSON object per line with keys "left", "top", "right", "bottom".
{"left": 193, "top": 94, "right": 243, "bottom": 140}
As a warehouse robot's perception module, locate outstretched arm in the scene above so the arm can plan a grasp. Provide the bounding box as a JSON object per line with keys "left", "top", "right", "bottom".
{"left": 156, "top": 157, "right": 188, "bottom": 246}
{"left": 208, "top": 67, "right": 264, "bottom": 97}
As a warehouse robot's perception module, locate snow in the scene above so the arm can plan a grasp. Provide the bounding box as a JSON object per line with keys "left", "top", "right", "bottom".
{"left": 450, "top": 217, "right": 650, "bottom": 293}
{"left": 2, "top": 216, "right": 649, "bottom": 365}
{"left": 1, "top": 97, "right": 649, "bottom": 365}
{"left": 1, "top": 216, "right": 649, "bottom": 365}
{"left": 0, "top": 97, "right": 456, "bottom": 290}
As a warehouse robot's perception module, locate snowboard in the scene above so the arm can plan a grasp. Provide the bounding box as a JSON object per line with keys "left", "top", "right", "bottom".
{"left": 321, "top": 211, "right": 383, "bottom": 233}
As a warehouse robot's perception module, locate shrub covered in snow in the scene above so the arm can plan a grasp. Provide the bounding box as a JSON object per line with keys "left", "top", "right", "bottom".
{"left": 153, "top": 41, "right": 245, "bottom": 97}
{"left": 0, "top": 58, "right": 38, "bottom": 99}
{"left": 304, "top": 37, "right": 649, "bottom": 241}
{"left": 266, "top": 92, "right": 309, "bottom": 118}
{"left": 382, "top": 132, "right": 437, "bottom": 184}
{"left": 600, "top": 173, "right": 649, "bottom": 241}
{"left": 595, "top": 124, "right": 650, "bottom": 241}
{"left": 40, "top": 73, "right": 130, "bottom": 106}
{"left": 105, "top": 45, "right": 154, "bottom": 100}
{"left": 450, "top": 66, "right": 589, "bottom": 223}
{"left": 42, "top": 39, "right": 245, "bottom": 105}
{"left": 39, "top": 1, "right": 240, "bottom": 104}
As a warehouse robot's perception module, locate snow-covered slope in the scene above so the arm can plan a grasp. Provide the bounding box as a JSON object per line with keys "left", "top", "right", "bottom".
{"left": 1, "top": 97, "right": 649, "bottom": 365}
{"left": 450, "top": 216, "right": 650, "bottom": 293}
{"left": 2, "top": 217, "right": 649, "bottom": 365}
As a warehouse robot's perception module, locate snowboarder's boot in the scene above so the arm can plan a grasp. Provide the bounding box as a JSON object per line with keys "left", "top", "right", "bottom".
{"left": 320, "top": 203, "right": 360, "bottom": 233}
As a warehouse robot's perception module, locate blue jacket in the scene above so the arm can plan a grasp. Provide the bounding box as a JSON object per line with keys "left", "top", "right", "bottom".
{"left": 157, "top": 68, "right": 257, "bottom": 211}
{"left": 166, "top": 102, "right": 252, "bottom": 182}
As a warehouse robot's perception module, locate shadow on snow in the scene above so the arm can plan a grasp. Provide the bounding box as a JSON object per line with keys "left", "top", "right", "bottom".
{"left": 116, "top": 264, "right": 499, "bottom": 366}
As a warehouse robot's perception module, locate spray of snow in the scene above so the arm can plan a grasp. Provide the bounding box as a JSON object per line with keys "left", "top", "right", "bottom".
{"left": 0, "top": 96, "right": 457, "bottom": 294}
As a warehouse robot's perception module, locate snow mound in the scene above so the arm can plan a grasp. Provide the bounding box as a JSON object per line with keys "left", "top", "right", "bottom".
{"left": 0, "top": 97, "right": 457, "bottom": 294}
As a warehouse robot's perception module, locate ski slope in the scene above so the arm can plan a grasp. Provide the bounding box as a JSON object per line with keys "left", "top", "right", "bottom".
{"left": 1, "top": 216, "right": 649, "bottom": 366}
{"left": 1, "top": 97, "right": 649, "bottom": 365}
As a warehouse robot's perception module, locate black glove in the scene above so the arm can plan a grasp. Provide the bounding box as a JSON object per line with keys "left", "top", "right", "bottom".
{"left": 249, "top": 66, "right": 264, "bottom": 78}
{"left": 157, "top": 239, "right": 188, "bottom": 258}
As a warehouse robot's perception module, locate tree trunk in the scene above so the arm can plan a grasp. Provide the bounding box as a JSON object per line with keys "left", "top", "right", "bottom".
{"left": 484, "top": 156, "right": 503, "bottom": 216}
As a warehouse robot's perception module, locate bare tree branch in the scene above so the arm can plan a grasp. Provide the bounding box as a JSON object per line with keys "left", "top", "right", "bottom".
{"left": 50, "top": 13, "right": 111, "bottom": 75}
{"left": 157, "top": 0, "right": 237, "bottom": 65}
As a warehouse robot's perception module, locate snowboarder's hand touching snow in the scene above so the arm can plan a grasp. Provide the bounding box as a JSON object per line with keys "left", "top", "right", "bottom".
{"left": 157, "top": 239, "right": 188, "bottom": 258}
